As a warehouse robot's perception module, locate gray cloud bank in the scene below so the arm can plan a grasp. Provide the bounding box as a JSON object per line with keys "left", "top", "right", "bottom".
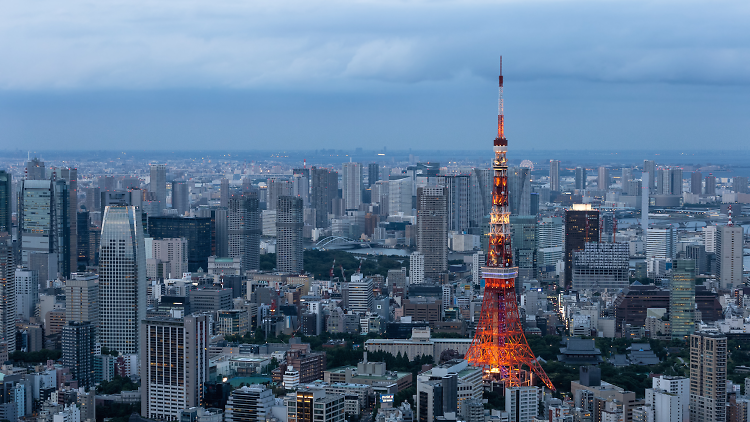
{"left": 2, "top": 0, "right": 750, "bottom": 90}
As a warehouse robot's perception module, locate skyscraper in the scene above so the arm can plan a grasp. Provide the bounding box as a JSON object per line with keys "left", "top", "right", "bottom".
{"left": 342, "top": 163, "right": 363, "bottom": 210}
{"left": 733, "top": 176, "right": 749, "bottom": 194}
{"left": 621, "top": 167, "right": 632, "bottom": 189}
{"left": 15, "top": 269, "right": 38, "bottom": 321}
{"left": 689, "top": 331, "right": 727, "bottom": 422}
{"left": 62, "top": 321, "right": 96, "bottom": 387}
{"left": 669, "top": 167, "right": 683, "bottom": 195}
{"left": 99, "top": 206, "right": 146, "bottom": 355}
{"left": 643, "top": 160, "right": 656, "bottom": 192}
{"left": 19, "top": 178, "right": 71, "bottom": 278}
{"left": 141, "top": 314, "right": 208, "bottom": 420}
{"left": 416, "top": 186, "right": 448, "bottom": 280}
{"left": 717, "top": 222, "right": 743, "bottom": 289}
{"left": 368, "top": 163, "right": 380, "bottom": 188}
{"left": 311, "top": 167, "right": 338, "bottom": 228}
{"left": 670, "top": 259, "right": 695, "bottom": 340}
{"left": 276, "top": 196, "right": 303, "bottom": 274}
{"left": 646, "top": 227, "right": 677, "bottom": 260}
{"left": 347, "top": 275, "right": 373, "bottom": 314}
{"left": 574, "top": 167, "right": 586, "bottom": 190}
{"left": 389, "top": 177, "right": 413, "bottom": 216}
{"left": 704, "top": 174, "right": 716, "bottom": 196}
{"left": 0, "top": 171, "right": 11, "bottom": 235}
{"left": 60, "top": 168, "right": 78, "bottom": 275}
{"left": 220, "top": 178, "right": 230, "bottom": 208}
{"left": 266, "top": 178, "right": 293, "bottom": 211}
{"left": 150, "top": 164, "right": 167, "bottom": 213}
{"left": 509, "top": 167, "right": 531, "bottom": 216}
{"left": 171, "top": 181, "right": 189, "bottom": 216}
{"left": 410, "top": 251, "right": 425, "bottom": 285}
{"left": 564, "top": 205, "right": 599, "bottom": 289}
{"left": 0, "top": 234, "right": 15, "bottom": 352}
{"left": 597, "top": 166, "right": 609, "bottom": 190}
{"left": 549, "top": 160, "right": 560, "bottom": 192}
{"left": 65, "top": 273, "right": 99, "bottom": 332}
{"left": 228, "top": 193, "right": 261, "bottom": 273}
{"left": 26, "top": 157, "right": 46, "bottom": 180}
{"left": 292, "top": 168, "right": 310, "bottom": 206}
{"left": 215, "top": 208, "right": 229, "bottom": 258}
{"left": 148, "top": 216, "right": 214, "bottom": 272}
{"left": 691, "top": 171, "right": 703, "bottom": 194}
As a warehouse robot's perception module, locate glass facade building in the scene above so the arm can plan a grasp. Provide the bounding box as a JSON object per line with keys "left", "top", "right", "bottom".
{"left": 148, "top": 216, "right": 213, "bottom": 272}
{"left": 99, "top": 206, "right": 146, "bottom": 355}
{"left": 671, "top": 259, "right": 696, "bottom": 340}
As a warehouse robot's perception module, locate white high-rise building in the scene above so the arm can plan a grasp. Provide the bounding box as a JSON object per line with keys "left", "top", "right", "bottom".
{"left": 410, "top": 252, "right": 424, "bottom": 285}
{"left": 537, "top": 217, "right": 564, "bottom": 268}
{"left": 717, "top": 224, "right": 743, "bottom": 289}
{"left": 442, "top": 285, "right": 452, "bottom": 313}
{"left": 347, "top": 275, "right": 373, "bottom": 315}
{"left": 389, "top": 177, "right": 413, "bottom": 216}
{"left": 15, "top": 268, "right": 38, "bottom": 321}
{"left": 505, "top": 386, "right": 538, "bottom": 422}
{"left": 702, "top": 225, "right": 717, "bottom": 253}
{"left": 647, "top": 375, "right": 689, "bottom": 422}
{"left": 342, "top": 163, "right": 363, "bottom": 210}
{"left": 646, "top": 227, "right": 677, "bottom": 260}
{"left": 99, "top": 206, "right": 147, "bottom": 356}
{"left": 472, "top": 251, "right": 484, "bottom": 286}
{"left": 141, "top": 314, "right": 208, "bottom": 420}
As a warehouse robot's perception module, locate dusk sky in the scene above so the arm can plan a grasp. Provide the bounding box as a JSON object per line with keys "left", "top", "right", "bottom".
{"left": 1, "top": 0, "right": 749, "bottom": 151}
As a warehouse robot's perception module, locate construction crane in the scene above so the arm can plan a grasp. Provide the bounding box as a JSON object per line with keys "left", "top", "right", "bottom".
{"left": 340, "top": 264, "right": 346, "bottom": 282}
{"left": 330, "top": 259, "right": 336, "bottom": 281}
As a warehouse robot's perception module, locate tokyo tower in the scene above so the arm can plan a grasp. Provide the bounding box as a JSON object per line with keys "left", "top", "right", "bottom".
{"left": 464, "top": 57, "right": 555, "bottom": 391}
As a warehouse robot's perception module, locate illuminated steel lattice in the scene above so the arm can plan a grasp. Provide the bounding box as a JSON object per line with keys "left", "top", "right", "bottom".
{"left": 465, "top": 58, "right": 555, "bottom": 391}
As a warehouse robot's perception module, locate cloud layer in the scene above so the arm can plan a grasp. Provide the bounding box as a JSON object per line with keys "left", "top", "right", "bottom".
{"left": 2, "top": 0, "right": 750, "bottom": 90}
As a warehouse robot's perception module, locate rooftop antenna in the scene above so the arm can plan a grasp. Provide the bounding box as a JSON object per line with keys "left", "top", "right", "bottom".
{"left": 728, "top": 204, "right": 734, "bottom": 226}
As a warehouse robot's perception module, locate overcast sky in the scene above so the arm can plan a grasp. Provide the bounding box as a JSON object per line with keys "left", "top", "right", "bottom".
{"left": 1, "top": 0, "right": 749, "bottom": 151}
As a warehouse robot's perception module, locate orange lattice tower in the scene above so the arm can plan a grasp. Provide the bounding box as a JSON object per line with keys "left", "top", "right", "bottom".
{"left": 464, "top": 57, "right": 555, "bottom": 391}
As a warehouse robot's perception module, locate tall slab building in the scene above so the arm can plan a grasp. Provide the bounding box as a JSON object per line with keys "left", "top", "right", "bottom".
{"left": 416, "top": 186, "right": 448, "bottom": 280}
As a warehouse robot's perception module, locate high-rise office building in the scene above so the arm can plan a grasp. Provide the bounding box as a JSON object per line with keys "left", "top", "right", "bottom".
{"left": 691, "top": 171, "right": 703, "bottom": 194}
{"left": 60, "top": 168, "right": 78, "bottom": 274}
{"left": 505, "top": 386, "right": 539, "bottom": 422}
{"left": 224, "top": 384, "right": 275, "bottom": 422}
{"left": 509, "top": 167, "right": 531, "bottom": 216}
{"left": 717, "top": 223, "right": 743, "bottom": 289}
{"left": 62, "top": 321, "right": 96, "bottom": 387}
{"left": 410, "top": 251, "right": 425, "bottom": 285}
{"left": 146, "top": 237, "right": 188, "bottom": 279}
{"left": 342, "top": 163, "right": 363, "bottom": 210}
{"left": 703, "top": 225, "right": 718, "bottom": 254}
{"left": 19, "top": 179, "right": 71, "bottom": 278}
{"left": 416, "top": 186, "right": 447, "bottom": 280}
{"left": 347, "top": 276, "right": 373, "bottom": 315}
{"left": 643, "top": 160, "right": 656, "bottom": 192}
{"left": 389, "top": 177, "right": 413, "bottom": 216}
{"left": 292, "top": 168, "right": 310, "bottom": 206}
{"left": 65, "top": 272, "right": 99, "bottom": 332}
{"left": 510, "top": 216, "right": 537, "bottom": 285}
{"left": 597, "top": 167, "right": 609, "bottom": 190}
{"left": 266, "top": 178, "right": 293, "bottom": 211}
{"left": 26, "top": 157, "right": 46, "bottom": 180}
{"left": 150, "top": 164, "right": 167, "bottom": 213}
{"left": 689, "top": 331, "right": 727, "bottom": 422}
{"left": 99, "top": 206, "right": 146, "bottom": 355}
{"left": 0, "top": 171, "right": 11, "bottom": 235}
{"left": 734, "top": 176, "right": 749, "bottom": 194}
{"left": 14, "top": 269, "right": 37, "bottom": 321}
{"left": 572, "top": 242, "right": 629, "bottom": 291}
{"left": 0, "top": 234, "right": 15, "bottom": 352}
{"left": 171, "top": 181, "right": 189, "bottom": 216}
{"left": 646, "top": 227, "right": 677, "bottom": 260}
{"left": 215, "top": 208, "right": 229, "bottom": 258}
{"left": 220, "top": 178, "right": 230, "bottom": 208}
{"left": 367, "top": 163, "right": 380, "bottom": 188}
{"left": 311, "top": 167, "right": 338, "bottom": 228}
{"left": 670, "top": 259, "right": 695, "bottom": 340}
{"left": 704, "top": 175, "right": 716, "bottom": 196}
{"left": 472, "top": 251, "right": 484, "bottom": 286}
{"left": 621, "top": 167, "right": 632, "bottom": 189}
{"left": 141, "top": 314, "right": 209, "bottom": 420}
{"left": 228, "top": 193, "right": 260, "bottom": 273}
{"left": 549, "top": 160, "right": 560, "bottom": 192}
{"left": 148, "top": 216, "right": 213, "bottom": 272}
{"left": 669, "top": 167, "right": 683, "bottom": 195}
{"left": 564, "top": 206, "right": 599, "bottom": 289}
{"left": 574, "top": 167, "right": 586, "bottom": 190}
{"left": 276, "top": 196, "right": 303, "bottom": 274}
{"left": 537, "top": 217, "right": 564, "bottom": 274}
